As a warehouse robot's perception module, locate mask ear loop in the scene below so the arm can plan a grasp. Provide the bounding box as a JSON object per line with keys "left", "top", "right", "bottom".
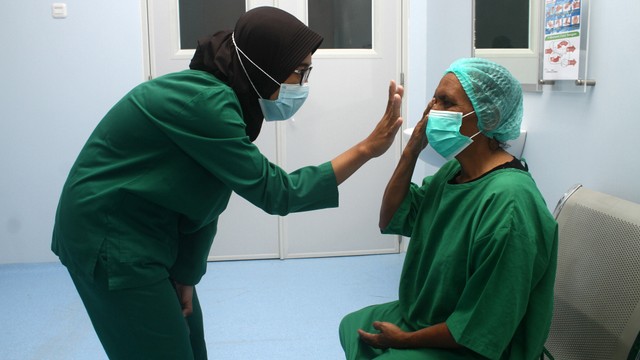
{"left": 231, "top": 32, "right": 280, "bottom": 100}
{"left": 462, "top": 111, "right": 482, "bottom": 139}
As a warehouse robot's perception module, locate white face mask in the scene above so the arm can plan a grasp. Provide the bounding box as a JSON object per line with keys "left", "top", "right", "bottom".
{"left": 232, "top": 32, "right": 309, "bottom": 121}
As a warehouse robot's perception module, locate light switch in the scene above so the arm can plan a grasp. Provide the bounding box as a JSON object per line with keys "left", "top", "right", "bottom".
{"left": 52, "top": 3, "right": 67, "bottom": 19}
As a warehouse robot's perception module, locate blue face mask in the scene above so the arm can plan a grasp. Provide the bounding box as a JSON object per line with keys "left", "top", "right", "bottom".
{"left": 426, "top": 109, "right": 480, "bottom": 160}
{"left": 233, "top": 32, "right": 309, "bottom": 122}
{"left": 258, "top": 83, "right": 309, "bottom": 121}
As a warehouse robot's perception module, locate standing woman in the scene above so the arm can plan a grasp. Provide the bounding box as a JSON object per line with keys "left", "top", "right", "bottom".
{"left": 52, "top": 7, "right": 403, "bottom": 359}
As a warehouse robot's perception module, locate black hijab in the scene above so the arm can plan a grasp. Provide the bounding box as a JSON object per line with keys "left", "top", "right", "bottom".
{"left": 189, "top": 7, "right": 323, "bottom": 141}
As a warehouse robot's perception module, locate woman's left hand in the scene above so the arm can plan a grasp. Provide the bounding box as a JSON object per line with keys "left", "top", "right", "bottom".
{"left": 404, "top": 98, "right": 434, "bottom": 157}
{"left": 174, "top": 281, "right": 194, "bottom": 317}
{"left": 358, "top": 321, "right": 409, "bottom": 349}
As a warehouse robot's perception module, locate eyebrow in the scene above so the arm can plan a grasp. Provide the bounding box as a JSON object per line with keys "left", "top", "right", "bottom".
{"left": 434, "top": 86, "right": 460, "bottom": 100}
{"left": 433, "top": 92, "right": 452, "bottom": 102}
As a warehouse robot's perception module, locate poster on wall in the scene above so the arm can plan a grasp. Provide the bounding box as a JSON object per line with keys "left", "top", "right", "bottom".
{"left": 543, "top": 0, "right": 581, "bottom": 80}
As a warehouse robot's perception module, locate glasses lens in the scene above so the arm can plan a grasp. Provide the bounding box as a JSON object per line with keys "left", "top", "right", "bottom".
{"left": 296, "top": 66, "right": 312, "bottom": 85}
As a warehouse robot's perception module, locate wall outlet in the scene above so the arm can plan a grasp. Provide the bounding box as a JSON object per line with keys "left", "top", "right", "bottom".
{"left": 52, "top": 3, "right": 67, "bottom": 19}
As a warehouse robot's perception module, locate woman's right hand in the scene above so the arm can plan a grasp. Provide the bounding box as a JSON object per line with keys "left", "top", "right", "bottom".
{"left": 331, "top": 80, "right": 403, "bottom": 185}
{"left": 360, "top": 80, "right": 404, "bottom": 158}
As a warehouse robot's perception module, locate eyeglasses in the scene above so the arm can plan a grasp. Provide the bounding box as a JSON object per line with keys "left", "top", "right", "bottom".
{"left": 293, "top": 66, "right": 313, "bottom": 85}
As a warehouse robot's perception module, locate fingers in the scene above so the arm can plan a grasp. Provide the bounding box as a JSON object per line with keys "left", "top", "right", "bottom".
{"left": 388, "top": 80, "right": 397, "bottom": 97}
{"left": 180, "top": 286, "right": 194, "bottom": 317}
{"left": 174, "top": 282, "right": 195, "bottom": 317}
{"left": 180, "top": 288, "right": 194, "bottom": 317}
{"left": 385, "top": 80, "right": 404, "bottom": 115}
{"left": 421, "top": 98, "right": 435, "bottom": 118}
{"left": 392, "top": 94, "right": 402, "bottom": 119}
{"left": 385, "top": 80, "right": 397, "bottom": 113}
{"left": 358, "top": 327, "right": 389, "bottom": 350}
{"left": 182, "top": 302, "right": 193, "bottom": 317}
{"left": 414, "top": 98, "right": 434, "bottom": 139}
{"left": 358, "top": 329, "right": 378, "bottom": 347}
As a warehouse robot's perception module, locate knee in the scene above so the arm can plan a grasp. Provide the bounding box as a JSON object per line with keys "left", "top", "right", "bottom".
{"left": 339, "top": 310, "right": 362, "bottom": 344}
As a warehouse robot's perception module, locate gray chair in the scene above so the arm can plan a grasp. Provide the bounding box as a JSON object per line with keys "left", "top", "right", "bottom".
{"left": 543, "top": 184, "right": 640, "bottom": 360}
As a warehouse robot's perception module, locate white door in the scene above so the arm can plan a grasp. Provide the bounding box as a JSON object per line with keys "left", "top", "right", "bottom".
{"left": 144, "top": 0, "right": 404, "bottom": 260}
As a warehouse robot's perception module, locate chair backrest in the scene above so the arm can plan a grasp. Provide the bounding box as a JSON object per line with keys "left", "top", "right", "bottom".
{"left": 545, "top": 185, "right": 640, "bottom": 360}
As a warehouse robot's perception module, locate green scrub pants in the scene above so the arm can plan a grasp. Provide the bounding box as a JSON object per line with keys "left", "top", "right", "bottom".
{"left": 69, "top": 258, "right": 207, "bottom": 360}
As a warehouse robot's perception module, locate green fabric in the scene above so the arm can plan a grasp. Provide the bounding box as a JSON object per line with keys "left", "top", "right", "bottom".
{"left": 629, "top": 331, "right": 640, "bottom": 360}
{"left": 69, "top": 256, "right": 206, "bottom": 359}
{"left": 52, "top": 70, "right": 338, "bottom": 289}
{"left": 340, "top": 301, "right": 480, "bottom": 360}
{"left": 341, "top": 160, "right": 557, "bottom": 359}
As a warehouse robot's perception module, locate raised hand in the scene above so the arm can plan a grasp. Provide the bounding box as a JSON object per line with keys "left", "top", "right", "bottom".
{"left": 362, "top": 80, "right": 404, "bottom": 158}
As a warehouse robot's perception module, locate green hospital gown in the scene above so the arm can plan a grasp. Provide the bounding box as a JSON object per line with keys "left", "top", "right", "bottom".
{"left": 340, "top": 160, "right": 557, "bottom": 359}
{"left": 52, "top": 70, "right": 338, "bottom": 290}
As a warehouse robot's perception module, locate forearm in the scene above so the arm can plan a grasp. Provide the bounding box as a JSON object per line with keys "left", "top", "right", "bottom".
{"left": 403, "top": 322, "right": 461, "bottom": 349}
{"left": 359, "top": 320, "right": 462, "bottom": 351}
{"left": 379, "top": 147, "right": 419, "bottom": 229}
{"left": 331, "top": 141, "right": 373, "bottom": 186}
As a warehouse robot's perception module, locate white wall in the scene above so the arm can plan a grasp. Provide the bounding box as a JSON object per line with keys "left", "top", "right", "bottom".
{"left": 1, "top": 0, "right": 639, "bottom": 264}
{"left": 409, "top": 0, "right": 640, "bottom": 212}
{"left": 406, "top": 1, "right": 473, "bottom": 182}
{"left": 0, "top": 1, "right": 145, "bottom": 263}
{"left": 521, "top": 0, "right": 640, "bottom": 209}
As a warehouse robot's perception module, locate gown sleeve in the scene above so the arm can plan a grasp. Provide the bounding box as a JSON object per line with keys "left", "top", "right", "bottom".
{"left": 139, "top": 84, "right": 339, "bottom": 216}
{"left": 139, "top": 80, "right": 338, "bottom": 285}
{"left": 170, "top": 219, "right": 218, "bottom": 285}
{"left": 381, "top": 177, "right": 431, "bottom": 237}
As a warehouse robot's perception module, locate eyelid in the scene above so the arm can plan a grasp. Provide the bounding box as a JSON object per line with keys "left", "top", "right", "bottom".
{"left": 433, "top": 96, "right": 453, "bottom": 107}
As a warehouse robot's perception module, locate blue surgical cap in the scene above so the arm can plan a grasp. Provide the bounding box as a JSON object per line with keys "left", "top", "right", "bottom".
{"left": 445, "top": 58, "right": 523, "bottom": 142}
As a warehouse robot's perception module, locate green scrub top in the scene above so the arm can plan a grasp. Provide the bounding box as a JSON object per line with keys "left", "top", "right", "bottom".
{"left": 382, "top": 160, "right": 558, "bottom": 359}
{"left": 52, "top": 70, "right": 338, "bottom": 290}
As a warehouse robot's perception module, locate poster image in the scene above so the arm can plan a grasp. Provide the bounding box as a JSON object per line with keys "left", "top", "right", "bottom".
{"left": 543, "top": 0, "right": 581, "bottom": 80}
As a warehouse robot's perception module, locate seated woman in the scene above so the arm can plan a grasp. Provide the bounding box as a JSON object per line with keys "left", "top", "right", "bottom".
{"left": 339, "top": 58, "right": 558, "bottom": 360}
